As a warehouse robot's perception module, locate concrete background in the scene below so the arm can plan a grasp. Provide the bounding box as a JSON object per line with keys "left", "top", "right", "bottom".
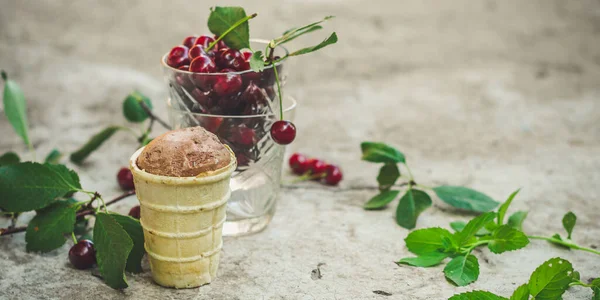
{"left": 1, "top": 0, "right": 600, "bottom": 299}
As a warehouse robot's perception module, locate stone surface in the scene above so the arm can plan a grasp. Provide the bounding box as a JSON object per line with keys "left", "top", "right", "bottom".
{"left": 1, "top": 0, "right": 600, "bottom": 299}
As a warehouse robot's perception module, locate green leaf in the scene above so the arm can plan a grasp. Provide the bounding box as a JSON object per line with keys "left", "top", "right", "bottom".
{"left": 487, "top": 225, "right": 529, "bottom": 254}
{"left": 363, "top": 190, "right": 400, "bottom": 210}
{"left": 397, "top": 252, "right": 448, "bottom": 267}
{"left": 249, "top": 51, "right": 265, "bottom": 72}
{"left": 456, "top": 212, "right": 496, "bottom": 245}
{"left": 450, "top": 221, "right": 491, "bottom": 236}
{"left": 111, "top": 214, "right": 145, "bottom": 274}
{"left": 360, "top": 142, "right": 405, "bottom": 164}
{"left": 591, "top": 278, "right": 600, "bottom": 300}
{"left": 123, "top": 91, "right": 153, "bottom": 123}
{"left": 510, "top": 284, "right": 530, "bottom": 300}
{"left": 507, "top": 211, "right": 528, "bottom": 231}
{"left": 70, "top": 126, "right": 121, "bottom": 164}
{"left": 25, "top": 201, "right": 77, "bottom": 252}
{"left": 528, "top": 257, "right": 574, "bottom": 300}
{"left": 561, "top": 212, "right": 576, "bottom": 239}
{"left": 377, "top": 163, "right": 400, "bottom": 191}
{"left": 444, "top": 254, "right": 480, "bottom": 286}
{"left": 0, "top": 152, "right": 20, "bottom": 166}
{"left": 433, "top": 186, "right": 499, "bottom": 212}
{"left": 449, "top": 291, "right": 508, "bottom": 300}
{"left": 289, "top": 32, "right": 338, "bottom": 56}
{"left": 44, "top": 149, "right": 62, "bottom": 164}
{"left": 404, "top": 227, "right": 455, "bottom": 256}
{"left": 2, "top": 71, "right": 31, "bottom": 147}
{"left": 442, "top": 235, "right": 460, "bottom": 253}
{"left": 548, "top": 234, "right": 571, "bottom": 250}
{"left": 497, "top": 188, "right": 521, "bottom": 225}
{"left": 277, "top": 16, "right": 334, "bottom": 45}
{"left": 94, "top": 213, "right": 133, "bottom": 289}
{"left": 0, "top": 162, "right": 81, "bottom": 212}
{"left": 207, "top": 6, "right": 250, "bottom": 50}
{"left": 395, "top": 189, "right": 432, "bottom": 229}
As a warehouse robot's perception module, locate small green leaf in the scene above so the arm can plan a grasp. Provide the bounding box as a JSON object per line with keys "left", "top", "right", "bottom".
{"left": 509, "top": 284, "right": 530, "bottom": 300}
{"left": 561, "top": 212, "right": 576, "bottom": 239}
{"left": 111, "top": 214, "right": 145, "bottom": 274}
{"left": 44, "top": 149, "right": 62, "bottom": 164}
{"left": 70, "top": 126, "right": 121, "bottom": 164}
{"left": 405, "top": 227, "right": 455, "bottom": 255}
{"left": 25, "top": 201, "right": 77, "bottom": 252}
{"left": 433, "top": 186, "right": 499, "bottom": 212}
{"left": 591, "top": 278, "right": 600, "bottom": 300}
{"left": 277, "top": 16, "right": 334, "bottom": 45}
{"left": 289, "top": 32, "right": 338, "bottom": 56}
{"left": 456, "top": 212, "right": 496, "bottom": 245}
{"left": 507, "top": 211, "right": 528, "bottom": 230}
{"left": 487, "top": 225, "right": 529, "bottom": 254}
{"left": 444, "top": 254, "right": 479, "bottom": 286}
{"left": 364, "top": 190, "right": 400, "bottom": 210}
{"left": 123, "top": 91, "right": 153, "bottom": 123}
{"left": 0, "top": 162, "right": 81, "bottom": 212}
{"left": 449, "top": 291, "right": 508, "bottom": 300}
{"left": 528, "top": 257, "right": 574, "bottom": 300}
{"left": 395, "top": 189, "right": 432, "bottom": 229}
{"left": 2, "top": 71, "right": 31, "bottom": 147}
{"left": 94, "top": 213, "right": 133, "bottom": 289}
{"left": 450, "top": 221, "right": 491, "bottom": 236}
{"left": 249, "top": 51, "right": 265, "bottom": 72}
{"left": 497, "top": 188, "right": 521, "bottom": 225}
{"left": 442, "top": 235, "right": 460, "bottom": 253}
{"left": 377, "top": 163, "right": 400, "bottom": 191}
{"left": 397, "top": 252, "right": 448, "bottom": 267}
{"left": 360, "top": 142, "right": 405, "bottom": 164}
{"left": 207, "top": 6, "right": 250, "bottom": 50}
{"left": 0, "top": 152, "right": 20, "bottom": 166}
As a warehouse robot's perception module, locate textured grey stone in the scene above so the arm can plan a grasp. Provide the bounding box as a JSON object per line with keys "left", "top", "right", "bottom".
{"left": 1, "top": 0, "right": 600, "bottom": 299}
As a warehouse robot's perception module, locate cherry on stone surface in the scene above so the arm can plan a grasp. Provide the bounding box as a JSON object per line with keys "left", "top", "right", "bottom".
{"left": 324, "top": 165, "right": 343, "bottom": 185}
{"left": 117, "top": 167, "right": 134, "bottom": 191}
{"left": 307, "top": 159, "right": 328, "bottom": 177}
{"left": 182, "top": 36, "right": 198, "bottom": 49}
{"left": 270, "top": 120, "right": 296, "bottom": 145}
{"left": 129, "top": 205, "right": 141, "bottom": 219}
{"left": 69, "top": 240, "right": 96, "bottom": 270}
{"left": 289, "top": 153, "right": 309, "bottom": 175}
{"left": 213, "top": 69, "right": 243, "bottom": 96}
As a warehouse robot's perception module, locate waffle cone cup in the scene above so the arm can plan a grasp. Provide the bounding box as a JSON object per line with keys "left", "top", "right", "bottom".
{"left": 129, "top": 146, "right": 236, "bottom": 288}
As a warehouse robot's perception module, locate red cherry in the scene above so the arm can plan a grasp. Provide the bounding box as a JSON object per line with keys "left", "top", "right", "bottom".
{"left": 189, "top": 55, "right": 216, "bottom": 73}
{"left": 307, "top": 159, "right": 328, "bottom": 177}
{"left": 241, "top": 50, "right": 253, "bottom": 61}
{"left": 324, "top": 165, "right": 343, "bottom": 185}
{"left": 289, "top": 153, "right": 309, "bottom": 175}
{"left": 167, "top": 45, "right": 189, "bottom": 68}
{"left": 69, "top": 240, "right": 96, "bottom": 269}
{"left": 236, "top": 153, "right": 250, "bottom": 167}
{"left": 182, "top": 36, "right": 198, "bottom": 49}
{"left": 242, "top": 82, "right": 266, "bottom": 106}
{"left": 202, "top": 117, "right": 224, "bottom": 134}
{"left": 213, "top": 69, "right": 242, "bottom": 96}
{"left": 194, "top": 35, "right": 215, "bottom": 48}
{"left": 189, "top": 45, "right": 208, "bottom": 60}
{"left": 177, "top": 65, "right": 190, "bottom": 71}
{"left": 270, "top": 120, "right": 296, "bottom": 145}
{"left": 191, "top": 88, "right": 214, "bottom": 108}
{"left": 117, "top": 167, "right": 134, "bottom": 191}
{"left": 213, "top": 36, "right": 227, "bottom": 49}
{"left": 129, "top": 205, "right": 141, "bottom": 219}
{"left": 230, "top": 124, "right": 256, "bottom": 148}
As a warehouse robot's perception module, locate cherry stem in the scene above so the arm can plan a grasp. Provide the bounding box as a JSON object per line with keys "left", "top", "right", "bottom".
{"left": 289, "top": 172, "right": 326, "bottom": 184}
{"left": 0, "top": 190, "right": 136, "bottom": 237}
{"left": 272, "top": 62, "right": 284, "bottom": 120}
{"left": 71, "top": 232, "right": 77, "bottom": 244}
{"left": 138, "top": 100, "right": 171, "bottom": 130}
{"left": 206, "top": 13, "right": 258, "bottom": 52}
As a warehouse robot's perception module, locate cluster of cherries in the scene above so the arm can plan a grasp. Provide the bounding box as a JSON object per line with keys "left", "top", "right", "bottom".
{"left": 165, "top": 35, "right": 296, "bottom": 158}
{"left": 289, "top": 153, "right": 343, "bottom": 185}
{"left": 67, "top": 168, "right": 140, "bottom": 270}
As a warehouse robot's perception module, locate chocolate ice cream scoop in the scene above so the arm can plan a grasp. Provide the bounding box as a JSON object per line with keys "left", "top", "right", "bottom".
{"left": 137, "top": 126, "right": 232, "bottom": 177}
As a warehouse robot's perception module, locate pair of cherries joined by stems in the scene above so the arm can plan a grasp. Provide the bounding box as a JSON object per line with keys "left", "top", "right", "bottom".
{"left": 289, "top": 153, "right": 343, "bottom": 185}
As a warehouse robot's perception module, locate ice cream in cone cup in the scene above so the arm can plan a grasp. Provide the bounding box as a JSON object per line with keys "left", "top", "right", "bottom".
{"left": 129, "top": 127, "right": 236, "bottom": 288}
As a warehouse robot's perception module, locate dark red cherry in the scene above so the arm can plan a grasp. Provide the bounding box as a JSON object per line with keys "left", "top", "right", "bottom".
{"left": 270, "top": 120, "right": 296, "bottom": 145}
{"left": 242, "top": 82, "right": 266, "bottom": 106}
{"left": 194, "top": 35, "right": 215, "bottom": 48}
{"left": 202, "top": 116, "right": 224, "bottom": 134}
{"left": 289, "top": 153, "right": 309, "bottom": 175}
{"left": 324, "top": 165, "right": 343, "bottom": 185}
{"left": 213, "top": 36, "right": 227, "bottom": 50}
{"left": 230, "top": 124, "right": 256, "bottom": 148}
{"left": 117, "top": 167, "right": 134, "bottom": 191}
{"left": 191, "top": 88, "right": 214, "bottom": 108}
{"left": 236, "top": 153, "right": 250, "bottom": 167}
{"left": 69, "top": 240, "right": 96, "bottom": 270}
{"left": 177, "top": 65, "right": 190, "bottom": 71}
{"left": 307, "top": 159, "right": 328, "bottom": 177}
{"left": 241, "top": 50, "right": 252, "bottom": 61}
{"left": 167, "top": 45, "right": 189, "bottom": 68}
{"left": 182, "top": 36, "right": 198, "bottom": 49}
{"left": 129, "top": 205, "right": 141, "bottom": 219}
{"left": 216, "top": 48, "right": 242, "bottom": 69}
{"left": 213, "top": 69, "right": 243, "bottom": 96}
{"left": 189, "top": 45, "right": 208, "bottom": 60}
{"left": 189, "top": 55, "right": 216, "bottom": 73}
{"left": 218, "top": 93, "right": 241, "bottom": 110}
